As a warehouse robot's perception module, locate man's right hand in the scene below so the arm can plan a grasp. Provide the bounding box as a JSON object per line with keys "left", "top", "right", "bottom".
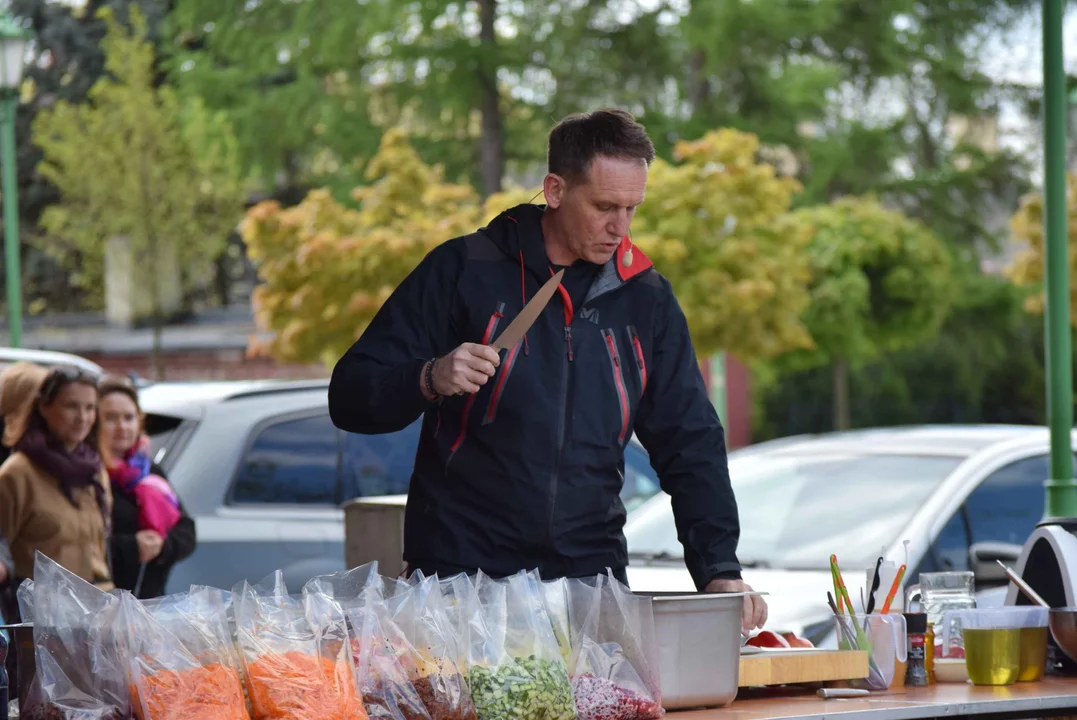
{"left": 427, "top": 343, "right": 500, "bottom": 397}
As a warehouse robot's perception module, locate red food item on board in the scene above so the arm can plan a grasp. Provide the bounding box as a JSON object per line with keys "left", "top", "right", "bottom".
{"left": 745, "top": 631, "right": 790, "bottom": 649}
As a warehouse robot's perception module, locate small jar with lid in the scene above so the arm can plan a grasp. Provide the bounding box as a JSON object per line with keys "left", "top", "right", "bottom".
{"left": 905, "top": 612, "right": 931, "bottom": 687}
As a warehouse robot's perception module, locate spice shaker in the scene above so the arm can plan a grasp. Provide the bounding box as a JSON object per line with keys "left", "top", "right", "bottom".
{"left": 905, "top": 612, "right": 930, "bottom": 687}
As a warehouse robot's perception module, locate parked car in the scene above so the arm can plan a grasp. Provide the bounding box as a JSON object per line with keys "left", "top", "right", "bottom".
{"left": 140, "top": 379, "right": 662, "bottom": 595}
{"left": 623, "top": 424, "right": 1060, "bottom": 645}
{"left": 0, "top": 347, "right": 106, "bottom": 378}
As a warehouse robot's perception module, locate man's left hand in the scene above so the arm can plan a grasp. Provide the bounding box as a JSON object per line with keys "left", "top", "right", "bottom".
{"left": 705, "top": 578, "right": 768, "bottom": 634}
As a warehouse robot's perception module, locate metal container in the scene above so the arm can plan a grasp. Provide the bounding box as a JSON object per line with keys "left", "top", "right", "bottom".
{"left": 638, "top": 591, "right": 753, "bottom": 710}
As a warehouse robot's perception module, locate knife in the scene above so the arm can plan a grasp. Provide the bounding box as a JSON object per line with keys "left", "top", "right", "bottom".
{"left": 491, "top": 269, "right": 565, "bottom": 351}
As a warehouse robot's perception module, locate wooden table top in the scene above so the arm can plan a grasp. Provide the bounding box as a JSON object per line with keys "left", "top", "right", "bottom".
{"left": 670, "top": 677, "right": 1077, "bottom": 719}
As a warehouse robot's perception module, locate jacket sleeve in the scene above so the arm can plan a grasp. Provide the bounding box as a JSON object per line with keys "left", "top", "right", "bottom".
{"left": 329, "top": 241, "right": 464, "bottom": 435}
{"left": 633, "top": 278, "right": 742, "bottom": 590}
{"left": 151, "top": 464, "right": 197, "bottom": 568}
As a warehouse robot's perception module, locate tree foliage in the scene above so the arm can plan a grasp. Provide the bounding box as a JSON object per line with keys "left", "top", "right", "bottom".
{"left": 245, "top": 127, "right": 815, "bottom": 365}
{"left": 32, "top": 6, "right": 244, "bottom": 372}
{"left": 632, "top": 129, "right": 814, "bottom": 359}
{"left": 1007, "top": 177, "right": 1077, "bottom": 322}
{"left": 243, "top": 129, "right": 528, "bottom": 365}
{"left": 781, "top": 195, "right": 955, "bottom": 370}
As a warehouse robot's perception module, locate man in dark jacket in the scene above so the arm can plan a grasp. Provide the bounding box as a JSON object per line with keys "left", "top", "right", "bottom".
{"left": 330, "top": 108, "right": 767, "bottom": 632}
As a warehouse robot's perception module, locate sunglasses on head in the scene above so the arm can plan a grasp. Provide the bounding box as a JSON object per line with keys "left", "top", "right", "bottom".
{"left": 39, "top": 365, "right": 99, "bottom": 404}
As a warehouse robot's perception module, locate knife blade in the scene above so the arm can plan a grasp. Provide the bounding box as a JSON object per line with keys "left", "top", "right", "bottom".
{"left": 491, "top": 269, "right": 565, "bottom": 351}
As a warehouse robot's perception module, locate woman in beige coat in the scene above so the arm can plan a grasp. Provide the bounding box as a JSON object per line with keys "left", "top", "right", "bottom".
{"left": 0, "top": 364, "right": 112, "bottom": 593}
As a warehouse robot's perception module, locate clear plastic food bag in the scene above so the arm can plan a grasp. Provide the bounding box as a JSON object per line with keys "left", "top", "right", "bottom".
{"left": 120, "top": 587, "right": 250, "bottom": 720}
{"left": 465, "top": 571, "right": 575, "bottom": 720}
{"left": 233, "top": 571, "right": 368, "bottom": 720}
{"left": 303, "top": 563, "right": 381, "bottom": 612}
{"left": 22, "top": 553, "right": 131, "bottom": 720}
{"left": 389, "top": 576, "right": 476, "bottom": 720}
{"left": 568, "top": 573, "right": 663, "bottom": 720}
{"left": 346, "top": 585, "right": 430, "bottom": 720}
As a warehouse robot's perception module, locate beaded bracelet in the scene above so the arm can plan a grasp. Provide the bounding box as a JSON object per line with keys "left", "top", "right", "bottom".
{"left": 424, "top": 358, "right": 440, "bottom": 400}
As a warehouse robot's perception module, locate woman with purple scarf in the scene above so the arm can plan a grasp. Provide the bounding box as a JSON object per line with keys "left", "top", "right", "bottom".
{"left": 98, "top": 376, "right": 195, "bottom": 599}
{"left": 0, "top": 364, "right": 113, "bottom": 591}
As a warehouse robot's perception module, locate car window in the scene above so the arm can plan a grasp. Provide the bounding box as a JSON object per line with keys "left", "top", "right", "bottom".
{"left": 231, "top": 414, "right": 340, "bottom": 505}
{"left": 342, "top": 420, "right": 422, "bottom": 498}
{"left": 624, "top": 452, "right": 964, "bottom": 569}
{"left": 965, "top": 455, "right": 1049, "bottom": 546}
{"left": 918, "top": 511, "right": 971, "bottom": 575}
{"left": 916, "top": 453, "right": 1071, "bottom": 578}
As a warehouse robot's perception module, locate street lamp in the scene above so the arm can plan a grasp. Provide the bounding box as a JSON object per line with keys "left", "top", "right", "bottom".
{"left": 0, "top": 12, "right": 28, "bottom": 348}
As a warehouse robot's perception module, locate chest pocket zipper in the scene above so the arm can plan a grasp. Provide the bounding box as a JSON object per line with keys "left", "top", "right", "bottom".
{"left": 449, "top": 302, "right": 505, "bottom": 456}
{"left": 602, "top": 329, "right": 631, "bottom": 445}
{"left": 628, "top": 325, "right": 647, "bottom": 397}
{"left": 483, "top": 340, "right": 522, "bottom": 425}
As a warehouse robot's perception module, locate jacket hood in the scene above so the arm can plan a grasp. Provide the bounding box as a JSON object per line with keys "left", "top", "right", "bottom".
{"left": 0, "top": 362, "right": 49, "bottom": 448}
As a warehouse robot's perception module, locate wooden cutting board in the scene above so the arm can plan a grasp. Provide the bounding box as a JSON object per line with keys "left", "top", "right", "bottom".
{"left": 738, "top": 649, "right": 870, "bottom": 687}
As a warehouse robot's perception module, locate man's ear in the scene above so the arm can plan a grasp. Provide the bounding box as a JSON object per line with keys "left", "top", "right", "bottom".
{"left": 543, "top": 173, "right": 566, "bottom": 209}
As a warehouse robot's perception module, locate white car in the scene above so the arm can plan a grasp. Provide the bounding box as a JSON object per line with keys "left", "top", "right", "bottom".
{"left": 623, "top": 425, "right": 1055, "bottom": 645}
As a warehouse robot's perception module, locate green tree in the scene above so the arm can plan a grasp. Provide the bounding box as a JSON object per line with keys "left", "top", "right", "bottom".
{"left": 9, "top": 0, "right": 176, "bottom": 313}
{"left": 166, "top": 0, "right": 680, "bottom": 197}
{"left": 33, "top": 6, "right": 244, "bottom": 378}
{"left": 756, "top": 274, "right": 1044, "bottom": 439}
{"left": 779, "top": 196, "right": 954, "bottom": 429}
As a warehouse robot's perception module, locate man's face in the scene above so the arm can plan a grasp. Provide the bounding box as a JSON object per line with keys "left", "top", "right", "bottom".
{"left": 545, "top": 155, "right": 648, "bottom": 264}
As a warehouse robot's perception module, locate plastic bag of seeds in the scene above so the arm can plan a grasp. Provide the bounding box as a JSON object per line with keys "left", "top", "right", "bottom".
{"left": 465, "top": 571, "right": 575, "bottom": 720}
{"left": 120, "top": 587, "right": 250, "bottom": 720}
{"left": 22, "top": 553, "right": 131, "bottom": 720}
{"left": 567, "top": 573, "right": 662, "bottom": 720}
{"left": 389, "top": 576, "right": 476, "bottom": 720}
{"left": 346, "top": 585, "right": 430, "bottom": 720}
{"left": 233, "top": 571, "right": 368, "bottom": 720}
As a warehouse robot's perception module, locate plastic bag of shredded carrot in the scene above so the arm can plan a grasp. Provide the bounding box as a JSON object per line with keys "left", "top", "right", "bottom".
{"left": 119, "top": 587, "right": 250, "bottom": 720}
{"left": 233, "top": 571, "right": 368, "bottom": 720}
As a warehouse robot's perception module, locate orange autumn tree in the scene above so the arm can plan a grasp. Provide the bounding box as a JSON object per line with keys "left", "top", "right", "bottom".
{"left": 243, "top": 129, "right": 523, "bottom": 365}
{"left": 243, "top": 128, "right": 814, "bottom": 365}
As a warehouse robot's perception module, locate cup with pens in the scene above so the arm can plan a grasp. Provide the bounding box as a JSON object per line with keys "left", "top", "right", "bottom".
{"left": 829, "top": 554, "right": 908, "bottom": 691}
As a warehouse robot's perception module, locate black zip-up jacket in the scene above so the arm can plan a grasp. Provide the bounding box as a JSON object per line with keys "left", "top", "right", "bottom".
{"left": 329, "top": 204, "right": 741, "bottom": 589}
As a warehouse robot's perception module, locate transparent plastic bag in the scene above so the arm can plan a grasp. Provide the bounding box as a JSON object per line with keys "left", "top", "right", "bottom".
{"left": 389, "top": 576, "right": 476, "bottom": 720}
{"left": 303, "top": 563, "right": 381, "bottom": 612}
{"left": 22, "top": 553, "right": 131, "bottom": 720}
{"left": 539, "top": 579, "right": 571, "bottom": 667}
{"left": 120, "top": 587, "right": 250, "bottom": 720}
{"left": 346, "top": 585, "right": 430, "bottom": 720}
{"left": 233, "top": 571, "right": 368, "bottom": 720}
{"left": 466, "top": 571, "right": 575, "bottom": 720}
{"left": 568, "top": 573, "right": 663, "bottom": 720}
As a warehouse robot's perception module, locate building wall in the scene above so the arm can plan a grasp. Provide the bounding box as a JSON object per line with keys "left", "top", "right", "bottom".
{"left": 82, "top": 349, "right": 328, "bottom": 381}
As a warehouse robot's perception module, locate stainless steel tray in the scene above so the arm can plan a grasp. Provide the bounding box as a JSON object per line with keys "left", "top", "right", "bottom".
{"left": 636, "top": 591, "right": 765, "bottom": 710}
